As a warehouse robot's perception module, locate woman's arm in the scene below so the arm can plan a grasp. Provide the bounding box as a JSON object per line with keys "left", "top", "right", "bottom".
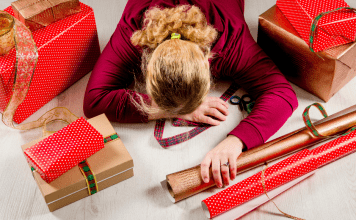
{"left": 224, "top": 22, "right": 298, "bottom": 149}
{"left": 201, "top": 21, "right": 298, "bottom": 187}
{"left": 83, "top": 24, "right": 151, "bottom": 123}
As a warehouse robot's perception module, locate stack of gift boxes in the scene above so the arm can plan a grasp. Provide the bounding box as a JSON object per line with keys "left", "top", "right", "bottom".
{"left": 0, "top": 0, "right": 134, "bottom": 212}
{"left": 258, "top": 0, "right": 356, "bottom": 102}
{"left": 22, "top": 114, "right": 134, "bottom": 212}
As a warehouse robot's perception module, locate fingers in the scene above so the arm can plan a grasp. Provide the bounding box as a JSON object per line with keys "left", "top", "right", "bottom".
{"left": 212, "top": 158, "right": 223, "bottom": 188}
{"left": 201, "top": 156, "right": 212, "bottom": 183}
{"left": 228, "top": 154, "right": 237, "bottom": 181}
{"left": 208, "top": 97, "right": 229, "bottom": 116}
{"left": 214, "top": 97, "right": 229, "bottom": 109}
{"left": 201, "top": 136, "right": 244, "bottom": 188}
{"left": 206, "top": 108, "right": 227, "bottom": 121}
{"left": 220, "top": 161, "right": 230, "bottom": 186}
{"left": 199, "top": 115, "right": 221, "bottom": 126}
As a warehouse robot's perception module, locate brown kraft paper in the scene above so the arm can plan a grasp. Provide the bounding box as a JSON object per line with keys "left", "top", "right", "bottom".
{"left": 11, "top": 0, "right": 81, "bottom": 31}
{"left": 257, "top": 5, "right": 356, "bottom": 102}
{"left": 162, "top": 105, "right": 356, "bottom": 203}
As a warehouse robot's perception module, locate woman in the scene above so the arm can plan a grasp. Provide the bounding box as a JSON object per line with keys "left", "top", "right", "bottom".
{"left": 84, "top": 0, "right": 298, "bottom": 188}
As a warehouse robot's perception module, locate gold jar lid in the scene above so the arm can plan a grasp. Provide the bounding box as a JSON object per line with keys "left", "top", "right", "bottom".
{"left": 0, "top": 11, "right": 14, "bottom": 37}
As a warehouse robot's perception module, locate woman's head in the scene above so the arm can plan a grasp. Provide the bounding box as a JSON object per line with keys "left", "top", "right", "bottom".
{"left": 131, "top": 5, "right": 218, "bottom": 115}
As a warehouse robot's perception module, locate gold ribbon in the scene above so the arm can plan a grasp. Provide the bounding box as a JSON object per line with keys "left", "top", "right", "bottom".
{"left": 0, "top": 11, "right": 77, "bottom": 130}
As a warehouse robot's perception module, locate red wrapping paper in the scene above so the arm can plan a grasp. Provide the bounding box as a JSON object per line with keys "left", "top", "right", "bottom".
{"left": 202, "top": 130, "right": 356, "bottom": 219}
{"left": 202, "top": 150, "right": 317, "bottom": 218}
{"left": 311, "top": 131, "right": 356, "bottom": 167}
{"left": 276, "top": 0, "right": 356, "bottom": 52}
{"left": 0, "top": 3, "right": 101, "bottom": 124}
{"left": 24, "top": 117, "right": 104, "bottom": 183}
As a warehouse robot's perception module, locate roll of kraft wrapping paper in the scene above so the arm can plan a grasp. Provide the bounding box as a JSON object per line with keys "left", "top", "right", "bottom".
{"left": 161, "top": 104, "right": 356, "bottom": 203}
{"left": 202, "top": 127, "right": 356, "bottom": 219}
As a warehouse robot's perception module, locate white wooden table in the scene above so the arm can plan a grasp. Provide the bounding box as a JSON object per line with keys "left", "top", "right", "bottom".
{"left": 1, "top": 0, "right": 356, "bottom": 219}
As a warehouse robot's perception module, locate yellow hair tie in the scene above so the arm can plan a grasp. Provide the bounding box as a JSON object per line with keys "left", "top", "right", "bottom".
{"left": 171, "top": 33, "right": 181, "bottom": 39}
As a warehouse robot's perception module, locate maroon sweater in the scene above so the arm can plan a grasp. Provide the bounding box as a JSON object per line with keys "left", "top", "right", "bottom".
{"left": 83, "top": 0, "right": 298, "bottom": 150}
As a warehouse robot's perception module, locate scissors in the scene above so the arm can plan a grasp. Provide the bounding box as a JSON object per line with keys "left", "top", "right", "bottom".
{"left": 229, "top": 94, "right": 255, "bottom": 114}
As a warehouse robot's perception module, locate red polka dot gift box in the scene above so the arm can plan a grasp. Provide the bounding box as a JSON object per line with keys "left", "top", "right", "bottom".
{"left": 258, "top": 5, "right": 356, "bottom": 102}
{"left": 0, "top": 2, "right": 101, "bottom": 124}
{"left": 276, "top": 0, "right": 356, "bottom": 52}
{"left": 21, "top": 114, "right": 134, "bottom": 212}
{"left": 24, "top": 117, "right": 105, "bottom": 183}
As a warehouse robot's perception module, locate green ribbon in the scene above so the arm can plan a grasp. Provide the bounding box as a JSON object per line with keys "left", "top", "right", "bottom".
{"left": 302, "top": 103, "right": 356, "bottom": 138}
{"left": 309, "top": 7, "right": 356, "bottom": 55}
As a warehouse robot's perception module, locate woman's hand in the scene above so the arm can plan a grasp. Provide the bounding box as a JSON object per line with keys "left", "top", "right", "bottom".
{"left": 201, "top": 135, "right": 244, "bottom": 187}
{"left": 178, "top": 97, "right": 229, "bottom": 126}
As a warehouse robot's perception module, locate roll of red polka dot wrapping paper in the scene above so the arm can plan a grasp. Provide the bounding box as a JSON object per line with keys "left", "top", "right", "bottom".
{"left": 202, "top": 130, "right": 356, "bottom": 219}
{"left": 24, "top": 117, "right": 104, "bottom": 183}
{"left": 0, "top": 3, "right": 101, "bottom": 124}
{"left": 202, "top": 150, "right": 318, "bottom": 219}
{"left": 276, "top": 0, "right": 356, "bottom": 52}
{"left": 311, "top": 129, "right": 356, "bottom": 168}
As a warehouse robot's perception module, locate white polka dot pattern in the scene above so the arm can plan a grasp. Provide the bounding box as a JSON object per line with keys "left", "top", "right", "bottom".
{"left": 0, "top": 3, "right": 101, "bottom": 124}
{"left": 276, "top": 0, "right": 356, "bottom": 52}
{"left": 202, "top": 130, "right": 356, "bottom": 218}
{"left": 203, "top": 150, "right": 318, "bottom": 218}
{"left": 311, "top": 130, "right": 356, "bottom": 167}
{"left": 24, "top": 117, "right": 104, "bottom": 183}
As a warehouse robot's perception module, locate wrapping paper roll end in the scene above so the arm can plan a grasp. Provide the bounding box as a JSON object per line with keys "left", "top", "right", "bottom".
{"left": 201, "top": 201, "right": 211, "bottom": 219}
{"left": 160, "top": 180, "right": 177, "bottom": 203}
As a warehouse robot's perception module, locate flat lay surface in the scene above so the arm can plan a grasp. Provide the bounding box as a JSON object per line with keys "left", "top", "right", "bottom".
{"left": 1, "top": 0, "right": 356, "bottom": 219}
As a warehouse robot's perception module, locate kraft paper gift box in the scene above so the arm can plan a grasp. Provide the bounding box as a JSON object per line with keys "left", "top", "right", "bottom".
{"left": 11, "top": 0, "right": 81, "bottom": 31}
{"left": 0, "top": 2, "right": 101, "bottom": 124}
{"left": 257, "top": 5, "right": 356, "bottom": 102}
{"left": 21, "top": 114, "right": 134, "bottom": 212}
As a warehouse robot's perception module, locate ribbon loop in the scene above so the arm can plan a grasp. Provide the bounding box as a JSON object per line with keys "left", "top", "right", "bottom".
{"left": 303, "top": 103, "right": 356, "bottom": 138}
{"left": 303, "top": 103, "right": 328, "bottom": 138}
{"left": 0, "top": 10, "right": 39, "bottom": 129}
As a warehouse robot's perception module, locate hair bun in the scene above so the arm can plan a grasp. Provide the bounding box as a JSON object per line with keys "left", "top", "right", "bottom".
{"left": 131, "top": 5, "right": 218, "bottom": 49}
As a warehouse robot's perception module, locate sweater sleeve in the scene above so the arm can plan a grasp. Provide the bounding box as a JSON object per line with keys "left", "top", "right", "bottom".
{"left": 83, "top": 24, "right": 150, "bottom": 123}
{"left": 222, "top": 22, "right": 298, "bottom": 150}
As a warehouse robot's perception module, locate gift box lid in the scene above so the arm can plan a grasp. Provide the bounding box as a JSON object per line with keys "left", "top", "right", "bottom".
{"left": 12, "top": 0, "right": 80, "bottom": 20}
{"left": 21, "top": 114, "right": 134, "bottom": 204}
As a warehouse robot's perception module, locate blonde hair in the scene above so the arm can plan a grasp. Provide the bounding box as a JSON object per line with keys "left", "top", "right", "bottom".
{"left": 131, "top": 5, "right": 218, "bottom": 116}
